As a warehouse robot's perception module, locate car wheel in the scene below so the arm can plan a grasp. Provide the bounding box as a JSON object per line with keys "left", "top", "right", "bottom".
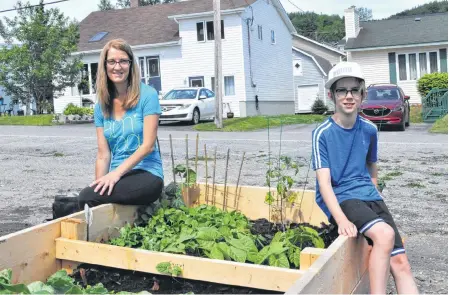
{"left": 405, "top": 111, "right": 410, "bottom": 127}
{"left": 191, "top": 108, "right": 200, "bottom": 125}
{"left": 398, "top": 116, "right": 406, "bottom": 131}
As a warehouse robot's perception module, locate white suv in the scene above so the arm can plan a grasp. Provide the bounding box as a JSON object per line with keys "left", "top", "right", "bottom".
{"left": 159, "top": 87, "right": 215, "bottom": 125}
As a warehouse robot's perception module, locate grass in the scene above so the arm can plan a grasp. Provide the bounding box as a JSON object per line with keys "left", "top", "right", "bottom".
{"left": 380, "top": 171, "right": 403, "bottom": 181}
{"left": 194, "top": 114, "right": 326, "bottom": 132}
{"left": 189, "top": 156, "right": 214, "bottom": 161}
{"left": 0, "top": 115, "right": 54, "bottom": 126}
{"left": 410, "top": 105, "right": 423, "bottom": 124}
{"left": 430, "top": 115, "right": 448, "bottom": 134}
{"left": 405, "top": 182, "right": 426, "bottom": 189}
{"left": 431, "top": 172, "right": 446, "bottom": 176}
{"left": 53, "top": 152, "right": 64, "bottom": 157}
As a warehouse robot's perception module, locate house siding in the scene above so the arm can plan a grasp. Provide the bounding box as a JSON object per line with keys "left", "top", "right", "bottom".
{"left": 292, "top": 49, "right": 327, "bottom": 113}
{"left": 348, "top": 44, "right": 448, "bottom": 104}
{"left": 240, "top": 0, "right": 294, "bottom": 117}
{"left": 292, "top": 37, "right": 344, "bottom": 65}
{"left": 175, "top": 14, "right": 246, "bottom": 117}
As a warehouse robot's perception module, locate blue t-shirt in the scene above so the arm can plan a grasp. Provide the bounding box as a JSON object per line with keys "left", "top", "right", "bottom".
{"left": 311, "top": 115, "right": 382, "bottom": 220}
{"left": 94, "top": 83, "right": 163, "bottom": 180}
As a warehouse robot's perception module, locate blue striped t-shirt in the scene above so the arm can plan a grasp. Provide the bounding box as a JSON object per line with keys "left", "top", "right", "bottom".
{"left": 311, "top": 115, "right": 382, "bottom": 220}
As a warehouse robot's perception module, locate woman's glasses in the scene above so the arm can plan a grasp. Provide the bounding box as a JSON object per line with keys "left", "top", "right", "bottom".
{"left": 105, "top": 59, "right": 131, "bottom": 68}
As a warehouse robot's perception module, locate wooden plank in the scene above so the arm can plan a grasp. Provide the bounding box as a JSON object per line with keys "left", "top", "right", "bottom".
{"left": 0, "top": 204, "right": 137, "bottom": 283}
{"left": 193, "top": 183, "right": 328, "bottom": 227}
{"left": 286, "top": 236, "right": 371, "bottom": 294}
{"left": 351, "top": 270, "right": 370, "bottom": 294}
{"left": 299, "top": 248, "right": 326, "bottom": 271}
{"left": 61, "top": 218, "right": 86, "bottom": 240}
{"left": 55, "top": 238, "right": 305, "bottom": 292}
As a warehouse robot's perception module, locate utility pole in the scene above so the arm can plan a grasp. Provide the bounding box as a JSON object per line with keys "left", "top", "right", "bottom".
{"left": 213, "top": 0, "right": 223, "bottom": 129}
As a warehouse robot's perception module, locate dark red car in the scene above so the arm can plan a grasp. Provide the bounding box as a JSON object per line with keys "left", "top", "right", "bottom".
{"left": 360, "top": 84, "right": 410, "bottom": 131}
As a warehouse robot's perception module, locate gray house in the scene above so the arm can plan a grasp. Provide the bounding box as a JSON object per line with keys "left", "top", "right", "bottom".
{"left": 292, "top": 47, "right": 333, "bottom": 113}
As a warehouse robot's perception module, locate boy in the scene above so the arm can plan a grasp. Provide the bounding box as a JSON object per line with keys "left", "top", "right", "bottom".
{"left": 312, "top": 62, "right": 419, "bottom": 294}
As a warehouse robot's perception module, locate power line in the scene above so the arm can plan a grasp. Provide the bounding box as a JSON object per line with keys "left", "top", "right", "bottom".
{"left": 286, "top": 0, "right": 303, "bottom": 12}
{"left": 0, "top": 0, "right": 69, "bottom": 14}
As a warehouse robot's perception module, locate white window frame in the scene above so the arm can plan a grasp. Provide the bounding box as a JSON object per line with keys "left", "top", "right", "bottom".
{"left": 196, "top": 20, "right": 225, "bottom": 43}
{"left": 270, "top": 29, "right": 276, "bottom": 44}
{"left": 396, "top": 50, "right": 440, "bottom": 81}
{"left": 258, "top": 25, "right": 263, "bottom": 41}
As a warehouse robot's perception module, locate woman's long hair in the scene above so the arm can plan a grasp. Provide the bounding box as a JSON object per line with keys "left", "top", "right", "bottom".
{"left": 96, "top": 39, "right": 141, "bottom": 118}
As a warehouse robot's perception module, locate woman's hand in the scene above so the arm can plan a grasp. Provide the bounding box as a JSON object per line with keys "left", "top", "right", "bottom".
{"left": 90, "top": 170, "right": 122, "bottom": 196}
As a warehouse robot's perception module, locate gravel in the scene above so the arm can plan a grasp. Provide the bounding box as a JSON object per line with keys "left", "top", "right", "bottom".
{"left": 0, "top": 123, "right": 447, "bottom": 294}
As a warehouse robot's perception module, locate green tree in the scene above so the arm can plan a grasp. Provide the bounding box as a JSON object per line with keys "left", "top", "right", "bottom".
{"left": 116, "top": 0, "right": 175, "bottom": 8}
{"left": 289, "top": 12, "right": 344, "bottom": 44}
{"left": 356, "top": 7, "right": 373, "bottom": 21}
{"left": 389, "top": 0, "right": 447, "bottom": 18}
{"left": 98, "top": 0, "right": 114, "bottom": 11}
{"left": 0, "top": 0, "right": 83, "bottom": 114}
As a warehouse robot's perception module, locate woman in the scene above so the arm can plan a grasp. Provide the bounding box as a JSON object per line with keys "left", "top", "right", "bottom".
{"left": 78, "top": 38, "right": 164, "bottom": 208}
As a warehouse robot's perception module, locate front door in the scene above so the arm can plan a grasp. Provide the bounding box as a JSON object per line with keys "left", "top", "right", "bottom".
{"left": 296, "top": 85, "right": 319, "bottom": 113}
{"left": 189, "top": 76, "right": 204, "bottom": 87}
{"left": 139, "top": 56, "right": 162, "bottom": 93}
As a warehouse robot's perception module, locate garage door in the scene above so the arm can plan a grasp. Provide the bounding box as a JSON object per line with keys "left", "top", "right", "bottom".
{"left": 296, "top": 85, "right": 319, "bottom": 113}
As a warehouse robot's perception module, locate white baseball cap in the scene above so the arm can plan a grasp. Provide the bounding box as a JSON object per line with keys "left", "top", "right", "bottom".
{"left": 325, "top": 62, "right": 365, "bottom": 89}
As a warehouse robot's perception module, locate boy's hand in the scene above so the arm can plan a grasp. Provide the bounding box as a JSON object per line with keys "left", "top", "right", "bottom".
{"left": 337, "top": 218, "right": 358, "bottom": 238}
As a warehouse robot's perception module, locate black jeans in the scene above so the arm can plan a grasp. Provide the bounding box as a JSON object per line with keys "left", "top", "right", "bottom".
{"left": 78, "top": 169, "right": 164, "bottom": 208}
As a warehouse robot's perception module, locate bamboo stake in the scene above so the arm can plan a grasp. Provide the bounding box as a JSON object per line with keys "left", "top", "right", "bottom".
{"left": 234, "top": 151, "right": 245, "bottom": 210}
{"left": 195, "top": 133, "right": 199, "bottom": 175}
{"left": 204, "top": 144, "right": 209, "bottom": 205}
{"left": 185, "top": 134, "right": 190, "bottom": 206}
{"left": 212, "top": 146, "right": 217, "bottom": 206}
{"left": 223, "top": 148, "right": 230, "bottom": 211}
{"left": 169, "top": 134, "right": 176, "bottom": 184}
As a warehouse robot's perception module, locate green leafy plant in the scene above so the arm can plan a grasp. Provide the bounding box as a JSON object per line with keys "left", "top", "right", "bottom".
{"left": 156, "top": 262, "right": 183, "bottom": 277}
{"left": 417, "top": 72, "right": 448, "bottom": 97}
{"left": 0, "top": 268, "right": 150, "bottom": 294}
{"left": 63, "top": 103, "right": 94, "bottom": 116}
{"left": 265, "top": 156, "right": 301, "bottom": 226}
{"left": 109, "top": 205, "right": 325, "bottom": 269}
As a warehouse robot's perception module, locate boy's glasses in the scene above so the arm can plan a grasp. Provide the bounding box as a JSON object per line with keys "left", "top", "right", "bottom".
{"left": 335, "top": 87, "right": 363, "bottom": 99}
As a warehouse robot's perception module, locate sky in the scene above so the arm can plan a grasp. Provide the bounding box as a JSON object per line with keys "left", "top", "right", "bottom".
{"left": 0, "top": 0, "right": 438, "bottom": 23}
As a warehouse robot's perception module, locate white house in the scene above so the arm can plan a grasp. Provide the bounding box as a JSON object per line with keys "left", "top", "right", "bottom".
{"left": 54, "top": 0, "right": 297, "bottom": 117}
{"left": 343, "top": 8, "right": 448, "bottom": 104}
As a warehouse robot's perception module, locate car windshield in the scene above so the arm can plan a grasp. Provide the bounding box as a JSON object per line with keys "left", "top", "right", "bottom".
{"left": 367, "top": 88, "right": 401, "bottom": 101}
{"left": 162, "top": 89, "right": 198, "bottom": 100}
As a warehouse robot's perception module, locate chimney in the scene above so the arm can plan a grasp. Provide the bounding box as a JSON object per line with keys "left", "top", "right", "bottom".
{"left": 344, "top": 7, "right": 360, "bottom": 41}
{"left": 130, "top": 0, "right": 139, "bottom": 8}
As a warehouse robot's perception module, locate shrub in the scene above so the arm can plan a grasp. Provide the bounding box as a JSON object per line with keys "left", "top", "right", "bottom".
{"left": 63, "top": 103, "right": 93, "bottom": 116}
{"left": 417, "top": 72, "right": 448, "bottom": 97}
{"left": 311, "top": 98, "right": 328, "bottom": 114}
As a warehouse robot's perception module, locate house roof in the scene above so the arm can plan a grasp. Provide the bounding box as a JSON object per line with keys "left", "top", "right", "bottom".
{"left": 292, "top": 47, "right": 333, "bottom": 76}
{"left": 292, "top": 33, "right": 346, "bottom": 56}
{"left": 345, "top": 13, "right": 448, "bottom": 50}
{"left": 77, "top": 0, "right": 258, "bottom": 52}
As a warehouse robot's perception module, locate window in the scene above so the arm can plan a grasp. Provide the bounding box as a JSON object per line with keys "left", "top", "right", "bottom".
{"left": 206, "top": 89, "right": 215, "bottom": 97}
{"left": 90, "top": 63, "right": 98, "bottom": 94}
{"left": 408, "top": 54, "right": 417, "bottom": 80}
{"left": 206, "top": 20, "right": 225, "bottom": 41}
{"left": 258, "top": 25, "right": 263, "bottom": 40}
{"left": 398, "top": 54, "right": 407, "bottom": 81}
{"left": 88, "top": 32, "right": 108, "bottom": 42}
{"left": 196, "top": 22, "right": 205, "bottom": 42}
{"left": 224, "top": 76, "right": 235, "bottom": 96}
{"left": 199, "top": 89, "right": 207, "bottom": 98}
{"left": 397, "top": 51, "right": 441, "bottom": 81}
{"left": 147, "top": 58, "right": 160, "bottom": 77}
{"left": 271, "top": 30, "right": 276, "bottom": 44}
{"left": 189, "top": 76, "right": 204, "bottom": 87}
{"left": 211, "top": 77, "right": 216, "bottom": 92}
{"left": 430, "top": 52, "right": 438, "bottom": 73}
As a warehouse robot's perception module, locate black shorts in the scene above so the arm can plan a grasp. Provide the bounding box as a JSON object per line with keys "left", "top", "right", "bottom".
{"left": 330, "top": 199, "right": 405, "bottom": 257}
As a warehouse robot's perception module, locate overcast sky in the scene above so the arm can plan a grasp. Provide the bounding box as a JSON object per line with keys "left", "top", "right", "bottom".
{"left": 0, "top": 0, "right": 438, "bottom": 25}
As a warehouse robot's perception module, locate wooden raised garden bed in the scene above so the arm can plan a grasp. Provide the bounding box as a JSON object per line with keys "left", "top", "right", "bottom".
{"left": 0, "top": 183, "right": 371, "bottom": 293}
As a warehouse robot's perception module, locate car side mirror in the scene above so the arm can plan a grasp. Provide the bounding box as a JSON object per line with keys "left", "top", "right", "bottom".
{"left": 404, "top": 95, "right": 410, "bottom": 100}
{"left": 199, "top": 95, "right": 207, "bottom": 99}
